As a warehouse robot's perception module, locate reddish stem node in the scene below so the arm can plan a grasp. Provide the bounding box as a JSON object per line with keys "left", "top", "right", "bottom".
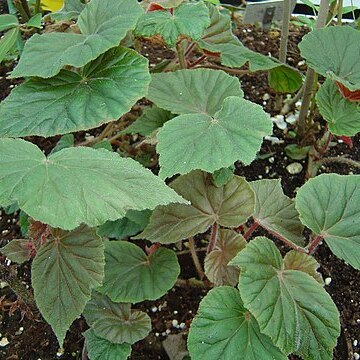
{"left": 308, "top": 235, "right": 323, "bottom": 254}
{"left": 206, "top": 222, "right": 218, "bottom": 254}
{"left": 243, "top": 222, "right": 259, "bottom": 240}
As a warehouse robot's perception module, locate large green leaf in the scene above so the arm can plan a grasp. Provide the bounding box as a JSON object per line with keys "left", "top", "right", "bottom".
{"left": 84, "top": 329, "right": 131, "bottom": 360}
{"left": 250, "top": 179, "right": 304, "bottom": 246}
{"left": 299, "top": 26, "right": 360, "bottom": 91}
{"left": 187, "top": 286, "right": 287, "bottom": 360}
{"left": 148, "top": 69, "right": 243, "bottom": 116}
{"left": 1, "top": 239, "right": 32, "bottom": 264}
{"left": 137, "top": 170, "right": 254, "bottom": 243}
{"left": 121, "top": 106, "right": 174, "bottom": 136}
{"left": 316, "top": 79, "right": 360, "bottom": 136}
{"left": 32, "top": 226, "right": 105, "bottom": 346}
{"left": 0, "top": 138, "right": 186, "bottom": 230}
{"left": 268, "top": 66, "right": 303, "bottom": 94}
{"left": 0, "top": 47, "right": 150, "bottom": 137}
{"left": 231, "top": 237, "right": 340, "bottom": 359}
{"left": 11, "top": 0, "right": 143, "bottom": 78}
{"left": 296, "top": 174, "right": 360, "bottom": 270}
{"left": 157, "top": 96, "right": 272, "bottom": 178}
{"left": 51, "top": 0, "right": 86, "bottom": 21}
{"left": 134, "top": 2, "right": 210, "bottom": 47}
{"left": 0, "top": 28, "right": 18, "bottom": 63}
{"left": 204, "top": 229, "right": 246, "bottom": 286}
{"left": 84, "top": 292, "right": 151, "bottom": 344}
{"left": 0, "top": 14, "right": 18, "bottom": 31}
{"left": 98, "top": 241, "right": 180, "bottom": 302}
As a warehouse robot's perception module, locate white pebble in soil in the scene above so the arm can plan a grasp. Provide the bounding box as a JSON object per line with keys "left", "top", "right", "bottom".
{"left": 353, "top": 339, "right": 358, "bottom": 347}
{"left": 0, "top": 337, "right": 9, "bottom": 347}
{"left": 286, "top": 162, "right": 303, "bottom": 175}
{"left": 172, "top": 319, "right": 179, "bottom": 328}
{"left": 324, "top": 277, "right": 332, "bottom": 286}
{"left": 354, "top": 353, "right": 360, "bottom": 360}
{"left": 271, "top": 115, "right": 287, "bottom": 130}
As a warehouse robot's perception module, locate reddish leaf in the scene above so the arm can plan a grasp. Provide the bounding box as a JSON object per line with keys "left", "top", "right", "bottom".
{"left": 147, "top": 3, "right": 165, "bottom": 12}
{"left": 336, "top": 81, "right": 360, "bottom": 102}
{"left": 337, "top": 136, "right": 353, "bottom": 149}
{"left": 203, "top": 49, "right": 221, "bottom": 57}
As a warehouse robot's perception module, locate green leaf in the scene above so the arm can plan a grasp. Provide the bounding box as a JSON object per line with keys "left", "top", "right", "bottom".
{"left": 151, "top": 0, "right": 184, "bottom": 9}
{"left": 148, "top": 69, "right": 243, "bottom": 116}
{"left": 232, "top": 237, "right": 340, "bottom": 359}
{"left": 137, "top": 171, "right": 254, "bottom": 244}
{"left": 0, "top": 47, "right": 150, "bottom": 137}
{"left": 51, "top": 0, "right": 86, "bottom": 21}
{"left": 250, "top": 179, "right": 305, "bottom": 246}
{"left": 121, "top": 106, "right": 174, "bottom": 136}
{"left": 11, "top": 0, "right": 143, "bottom": 78}
{"left": 285, "top": 144, "right": 311, "bottom": 160}
{"left": 268, "top": 66, "right": 303, "bottom": 93}
{"left": 0, "top": 28, "right": 18, "bottom": 63}
{"left": 134, "top": 2, "right": 210, "bottom": 47}
{"left": 187, "top": 286, "right": 287, "bottom": 360}
{"left": 98, "top": 241, "right": 180, "bottom": 302}
{"left": 32, "top": 226, "right": 105, "bottom": 346}
{"left": 84, "top": 329, "right": 131, "bottom": 360}
{"left": 296, "top": 174, "right": 360, "bottom": 270}
{"left": 91, "top": 140, "right": 113, "bottom": 151}
{"left": 1, "top": 239, "right": 32, "bottom": 264}
{"left": 0, "top": 138, "right": 186, "bottom": 230}
{"left": 26, "top": 13, "right": 42, "bottom": 29}
{"left": 157, "top": 96, "right": 272, "bottom": 178}
{"left": 284, "top": 250, "right": 324, "bottom": 284}
{"left": 299, "top": 26, "right": 360, "bottom": 91}
{"left": 212, "top": 166, "right": 235, "bottom": 187}
{"left": 97, "top": 210, "right": 151, "bottom": 239}
{"left": 83, "top": 292, "right": 151, "bottom": 344}
{"left": 316, "top": 79, "right": 360, "bottom": 136}
{"left": 204, "top": 229, "right": 246, "bottom": 286}
{"left": 0, "top": 14, "right": 18, "bottom": 31}
{"left": 50, "top": 134, "right": 75, "bottom": 154}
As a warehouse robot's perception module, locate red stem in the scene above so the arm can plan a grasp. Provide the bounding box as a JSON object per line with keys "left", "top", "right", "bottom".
{"left": 243, "top": 222, "right": 259, "bottom": 240}
{"left": 206, "top": 222, "right": 218, "bottom": 254}
{"left": 308, "top": 235, "right": 323, "bottom": 254}
{"left": 189, "top": 55, "right": 206, "bottom": 68}
{"left": 265, "top": 226, "right": 308, "bottom": 253}
{"left": 184, "top": 42, "right": 196, "bottom": 57}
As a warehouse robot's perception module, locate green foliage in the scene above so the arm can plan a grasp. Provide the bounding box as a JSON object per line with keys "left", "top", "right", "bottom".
{"left": 11, "top": 0, "right": 143, "bottom": 78}
{"left": 231, "top": 237, "right": 340, "bottom": 359}
{"left": 250, "top": 179, "right": 304, "bottom": 245}
{"left": 0, "top": 28, "right": 19, "bottom": 63}
{"left": 135, "top": 2, "right": 210, "bottom": 47}
{"left": 0, "top": 47, "right": 151, "bottom": 137}
{"left": 296, "top": 174, "right": 360, "bottom": 270}
{"left": 84, "top": 292, "right": 151, "bottom": 344}
{"left": 0, "top": 138, "right": 186, "bottom": 229}
{"left": 138, "top": 170, "right": 255, "bottom": 243}
{"left": 299, "top": 26, "right": 360, "bottom": 91}
{"left": 51, "top": 0, "right": 86, "bottom": 21}
{"left": 316, "top": 79, "right": 360, "bottom": 136}
{"left": 187, "top": 286, "right": 287, "bottom": 359}
{"left": 84, "top": 329, "right": 132, "bottom": 360}
{"left": 0, "top": 14, "right": 18, "bottom": 31}
{"left": 98, "top": 241, "right": 180, "bottom": 302}
{"left": 32, "top": 226, "right": 105, "bottom": 346}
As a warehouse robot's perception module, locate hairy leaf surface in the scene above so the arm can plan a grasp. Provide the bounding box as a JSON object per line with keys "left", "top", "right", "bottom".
{"left": 11, "top": 0, "right": 143, "bottom": 78}
{"left": 157, "top": 96, "right": 272, "bottom": 178}
{"left": 0, "top": 139, "right": 186, "bottom": 230}
{"left": 84, "top": 293, "right": 151, "bottom": 344}
{"left": 187, "top": 286, "right": 287, "bottom": 360}
{"left": 316, "top": 79, "right": 360, "bottom": 136}
{"left": 137, "top": 171, "right": 254, "bottom": 243}
{"left": 231, "top": 237, "right": 340, "bottom": 359}
{"left": 99, "top": 241, "right": 180, "bottom": 302}
{"left": 135, "top": 2, "right": 210, "bottom": 47}
{"left": 51, "top": 0, "right": 86, "bottom": 21}
{"left": 32, "top": 226, "right": 105, "bottom": 346}
{"left": 250, "top": 179, "right": 304, "bottom": 245}
{"left": 1, "top": 239, "right": 32, "bottom": 264}
{"left": 0, "top": 47, "right": 150, "bottom": 137}
{"left": 296, "top": 174, "right": 360, "bottom": 269}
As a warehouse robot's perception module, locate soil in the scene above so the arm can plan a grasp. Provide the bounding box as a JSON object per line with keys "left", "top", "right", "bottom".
{"left": 1, "top": 10, "right": 360, "bottom": 360}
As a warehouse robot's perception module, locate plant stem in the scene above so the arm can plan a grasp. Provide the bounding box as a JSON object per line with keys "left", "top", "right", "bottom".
{"left": 337, "top": 0, "right": 343, "bottom": 25}
{"left": 176, "top": 41, "right": 187, "bottom": 69}
{"left": 297, "top": 0, "right": 329, "bottom": 138}
{"left": 184, "top": 42, "right": 196, "bottom": 57}
{"left": 317, "top": 156, "right": 360, "bottom": 169}
{"left": 206, "top": 222, "right": 218, "bottom": 254}
{"left": 188, "top": 237, "right": 205, "bottom": 280}
{"left": 279, "top": 0, "right": 291, "bottom": 63}
{"left": 13, "top": 0, "right": 29, "bottom": 21}
{"left": 189, "top": 55, "right": 206, "bottom": 68}
{"left": 243, "top": 221, "right": 259, "bottom": 240}
{"left": 35, "top": 0, "right": 41, "bottom": 14}
{"left": 308, "top": 235, "right": 323, "bottom": 254}
{"left": 266, "top": 227, "right": 308, "bottom": 253}
{"left": 0, "top": 262, "right": 36, "bottom": 311}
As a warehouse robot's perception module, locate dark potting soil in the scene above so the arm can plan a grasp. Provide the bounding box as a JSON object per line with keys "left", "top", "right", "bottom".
{"left": 0, "top": 18, "right": 360, "bottom": 360}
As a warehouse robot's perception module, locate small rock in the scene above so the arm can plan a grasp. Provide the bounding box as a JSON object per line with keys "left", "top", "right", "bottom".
{"left": 286, "top": 163, "right": 303, "bottom": 175}
{"left": 151, "top": 306, "right": 158, "bottom": 313}
{"left": 324, "top": 277, "right": 332, "bottom": 286}
{"left": 286, "top": 113, "right": 298, "bottom": 125}
{"left": 268, "top": 157, "right": 275, "bottom": 164}
{"left": 0, "top": 281, "right": 9, "bottom": 289}
{"left": 0, "top": 337, "right": 9, "bottom": 347}
{"left": 264, "top": 136, "right": 284, "bottom": 145}
{"left": 354, "top": 339, "right": 358, "bottom": 347}
{"left": 172, "top": 319, "right": 179, "bottom": 328}
{"left": 354, "top": 353, "right": 360, "bottom": 360}
{"left": 271, "top": 115, "right": 287, "bottom": 130}
{"left": 262, "top": 93, "right": 270, "bottom": 101}
{"left": 179, "top": 322, "right": 186, "bottom": 329}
